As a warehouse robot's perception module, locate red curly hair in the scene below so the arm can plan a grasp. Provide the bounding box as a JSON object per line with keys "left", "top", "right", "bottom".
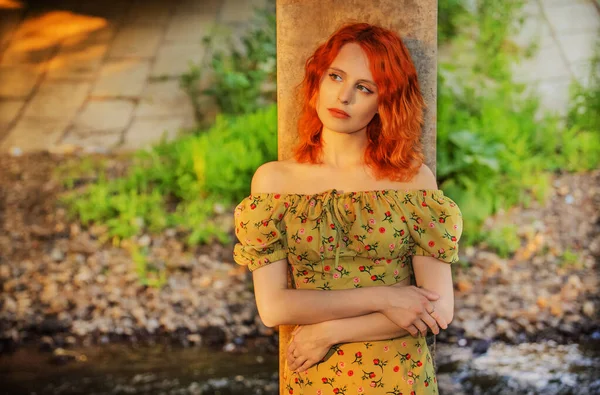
{"left": 293, "top": 23, "right": 426, "bottom": 182}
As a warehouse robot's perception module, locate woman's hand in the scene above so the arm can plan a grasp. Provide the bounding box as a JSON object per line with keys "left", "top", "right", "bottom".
{"left": 382, "top": 305, "right": 448, "bottom": 337}
{"left": 382, "top": 283, "right": 447, "bottom": 337}
{"left": 286, "top": 323, "right": 334, "bottom": 373}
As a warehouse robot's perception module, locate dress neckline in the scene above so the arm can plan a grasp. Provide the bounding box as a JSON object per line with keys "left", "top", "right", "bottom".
{"left": 246, "top": 188, "right": 444, "bottom": 199}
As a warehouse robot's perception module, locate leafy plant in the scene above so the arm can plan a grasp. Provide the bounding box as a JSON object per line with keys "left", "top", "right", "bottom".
{"left": 179, "top": 3, "right": 276, "bottom": 121}
{"left": 558, "top": 247, "right": 583, "bottom": 269}
{"left": 58, "top": 105, "right": 278, "bottom": 246}
{"left": 436, "top": 0, "right": 598, "bottom": 246}
{"left": 438, "top": 0, "right": 470, "bottom": 45}
{"left": 483, "top": 224, "right": 521, "bottom": 258}
{"left": 129, "top": 243, "right": 167, "bottom": 288}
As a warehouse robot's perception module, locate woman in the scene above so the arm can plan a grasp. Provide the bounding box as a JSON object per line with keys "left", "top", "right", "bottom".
{"left": 233, "top": 23, "right": 462, "bottom": 394}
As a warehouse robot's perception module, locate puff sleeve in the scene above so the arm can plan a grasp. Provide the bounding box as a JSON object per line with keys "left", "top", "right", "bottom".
{"left": 233, "top": 194, "right": 289, "bottom": 271}
{"left": 407, "top": 190, "right": 463, "bottom": 264}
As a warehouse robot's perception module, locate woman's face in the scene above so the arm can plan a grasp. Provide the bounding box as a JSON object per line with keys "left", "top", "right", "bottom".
{"left": 316, "top": 42, "right": 379, "bottom": 135}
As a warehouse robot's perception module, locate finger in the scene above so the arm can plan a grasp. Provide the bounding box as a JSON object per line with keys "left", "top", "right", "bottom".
{"left": 296, "top": 358, "right": 314, "bottom": 373}
{"left": 287, "top": 344, "right": 296, "bottom": 361}
{"left": 414, "top": 285, "right": 440, "bottom": 300}
{"left": 290, "top": 355, "right": 308, "bottom": 372}
{"left": 430, "top": 309, "right": 448, "bottom": 330}
{"left": 412, "top": 298, "right": 434, "bottom": 316}
{"left": 406, "top": 324, "right": 419, "bottom": 337}
{"left": 413, "top": 318, "right": 428, "bottom": 337}
{"left": 292, "top": 325, "right": 302, "bottom": 335}
{"left": 420, "top": 312, "right": 440, "bottom": 335}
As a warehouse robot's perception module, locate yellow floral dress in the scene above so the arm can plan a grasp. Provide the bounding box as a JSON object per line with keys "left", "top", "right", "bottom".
{"left": 233, "top": 189, "right": 463, "bottom": 395}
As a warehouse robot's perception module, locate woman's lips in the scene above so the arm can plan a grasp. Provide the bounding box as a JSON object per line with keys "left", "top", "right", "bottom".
{"left": 327, "top": 108, "right": 350, "bottom": 118}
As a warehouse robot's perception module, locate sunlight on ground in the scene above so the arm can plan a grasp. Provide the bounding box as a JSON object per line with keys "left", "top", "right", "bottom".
{"left": 9, "top": 11, "right": 107, "bottom": 52}
{"left": 0, "top": 0, "right": 23, "bottom": 9}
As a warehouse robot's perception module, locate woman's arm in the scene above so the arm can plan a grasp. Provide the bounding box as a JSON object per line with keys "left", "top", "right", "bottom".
{"left": 309, "top": 279, "right": 414, "bottom": 344}
{"left": 252, "top": 260, "right": 439, "bottom": 327}
{"left": 249, "top": 162, "right": 440, "bottom": 328}
{"left": 321, "top": 312, "right": 411, "bottom": 345}
{"left": 412, "top": 256, "right": 454, "bottom": 324}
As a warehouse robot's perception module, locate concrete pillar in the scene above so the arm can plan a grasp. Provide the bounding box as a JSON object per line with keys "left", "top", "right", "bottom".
{"left": 275, "top": 0, "right": 438, "bottom": 390}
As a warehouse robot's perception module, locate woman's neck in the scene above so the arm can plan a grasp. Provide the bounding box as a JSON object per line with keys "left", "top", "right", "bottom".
{"left": 320, "top": 127, "right": 368, "bottom": 169}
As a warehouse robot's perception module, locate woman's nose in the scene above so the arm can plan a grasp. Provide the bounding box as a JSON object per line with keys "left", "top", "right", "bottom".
{"left": 337, "top": 84, "right": 353, "bottom": 104}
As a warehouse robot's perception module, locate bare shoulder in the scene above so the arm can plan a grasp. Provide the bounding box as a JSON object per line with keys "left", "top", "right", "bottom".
{"left": 412, "top": 163, "right": 439, "bottom": 190}
{"left": 251, "top": 161, "right": 292, "bottom": 194}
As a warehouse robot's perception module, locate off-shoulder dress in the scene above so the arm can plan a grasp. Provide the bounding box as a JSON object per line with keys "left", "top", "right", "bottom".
{"left": 233, "top": 188, "right": 463, "bottom": 395}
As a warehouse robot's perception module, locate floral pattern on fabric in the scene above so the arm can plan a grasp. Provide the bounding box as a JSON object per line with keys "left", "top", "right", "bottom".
{"left": 233, "top": 189, "right": 463, "bottom": 394}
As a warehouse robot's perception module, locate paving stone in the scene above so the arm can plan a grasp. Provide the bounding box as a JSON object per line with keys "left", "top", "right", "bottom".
{"left": 556, "top": 31, "right": 599, "bottom": 64}
{"left": 543, "top": 2, "right": 600, "bottom": 33}
{"left": 136, "top": 80, "right": 195, "bottom": 117}
{"left": 21, "top": 80, "right": 90, "bottom": 119}
{"left": 0, "top": 117, "right": 70, "bottom": 152}
{"left": 59, "top": 130, "right": 122, "bottom": 151}
{"left": 571, "top": 59, "right": 599, "bottom": 88}
{"left": 528, "top": 79, "right": 572, "bottom": 118}
{"left": 204, "top": 23, "right": 252, "bottom": 59}
{"left": 220, "top": 0, "right": 268, "bottom": 23}
{"left": 0, "top": 99, "right": 25, "bottom": 139}
{"left": 164, "top": 13, "right": 216, "bottom": 44}
{"left": 150, "top": 43, "right": 207, "bottom": 77}
{"left": 521, "top": 0, "right": 542, "bottom": 16}
{"left": 73, "top": 99, "right": 135, "bottom": 132}
{"left": 107, "top": 25, "right": 163, "bottom": 58}
{"left": 542, "top": 0, "right": 595, "bottom": 7}
{"left": 123, "top": 0, "right": 175, "bottom": 26}
{"left": 119, "top": 117, "right": 185, "bottom": 151}
{"left": 0, "top": 99, "right": 24, "bottom": 124}
{"left": 46, "top": 31, "right": 112, "bottom": 80}
{"left": 0, "top": 65, "right": 44, "bottom": 98}
{"left": 92, "top": 59, "right": 151, "bottom": 97}
{"left": 512, "top": 44, "right": 572, "bottom": 82}
{"left": 174, "top": 0, "right": 222, "bottom": 16}
{"left": 0, "top": 41, "right": 57, "bottom": 66}
{"left": 511, "top": 14, "right": 554, "bottom": 50}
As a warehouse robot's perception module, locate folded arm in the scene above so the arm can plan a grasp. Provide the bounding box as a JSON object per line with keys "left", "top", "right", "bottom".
{"left": 316, "top": 256, "right": 454, "bottom": 344}
{"left": 320, "top": 312, "right": 411, "bottom": 345}
{"left": 252, "top": 259, "right": 390, "bottom": 327}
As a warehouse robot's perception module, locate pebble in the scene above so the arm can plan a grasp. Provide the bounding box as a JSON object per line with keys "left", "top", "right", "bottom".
{"left": 50, "top": 247, "right": 65, "bottom": 262}
{"left": 138, "top": 235, "right": 152, "bottom": 247}
{"left": 9, "top": 147, "right": 23, "bottom": 157}
{"left": 583, "top": 301, "right": 595, "bottom": 318}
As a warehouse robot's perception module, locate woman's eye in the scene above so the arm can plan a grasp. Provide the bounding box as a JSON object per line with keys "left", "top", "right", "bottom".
{"left": 358, "top": 84, "right": 373, "bottom": 94}
{"left": 329, "top": 73, "right": 373, "bottom": 94}
{"left": 329, "top": 73, "right": 342, "bottom": 81}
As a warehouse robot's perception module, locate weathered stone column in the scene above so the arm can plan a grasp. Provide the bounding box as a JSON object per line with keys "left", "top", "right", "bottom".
{"left": 275, "top": 0, "right": 437, "bottom": 390}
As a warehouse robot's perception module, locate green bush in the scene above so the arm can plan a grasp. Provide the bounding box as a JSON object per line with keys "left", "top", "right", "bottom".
{"left": 436, "top": 0, "right": 599, "bottom": 245}
{"left": 438, "top": 0, "right": 470, "bottom": 45}
{"left": 59, "top": 105, "right": 278, "bottom": 245}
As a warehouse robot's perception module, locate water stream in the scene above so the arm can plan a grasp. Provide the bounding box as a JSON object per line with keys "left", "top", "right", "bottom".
{"left": 1, "top": 340, "right": 599, "bottom": 395}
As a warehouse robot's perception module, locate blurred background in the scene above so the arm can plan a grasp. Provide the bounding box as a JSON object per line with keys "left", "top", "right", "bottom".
{"left": 0, "top": 0, "right": 598, "bottom": 394}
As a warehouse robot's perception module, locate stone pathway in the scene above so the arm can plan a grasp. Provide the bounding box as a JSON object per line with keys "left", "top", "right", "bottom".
{"left": 0, "top": 0, "right": 597, "bottom": 154}
{"left": 0, "top": 0, "right": 267, "bottom": 154}
{"left": 512, "top": 0, "right": 599, "bottom": 116}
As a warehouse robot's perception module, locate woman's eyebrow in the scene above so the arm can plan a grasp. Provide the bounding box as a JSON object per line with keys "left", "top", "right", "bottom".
{"left": 329, "top": 67, "right": 376, "bottom": 86}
